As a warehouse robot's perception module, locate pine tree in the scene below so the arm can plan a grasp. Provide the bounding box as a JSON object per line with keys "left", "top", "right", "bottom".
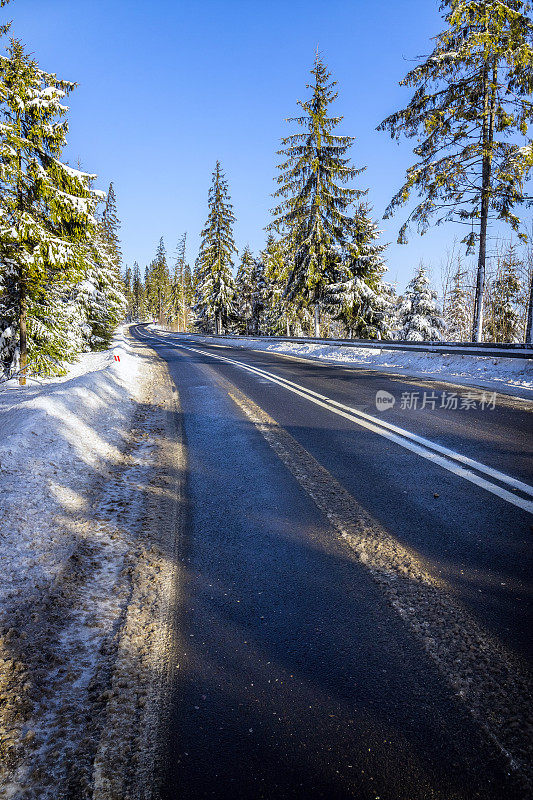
{"left": 485, "top": 245, "right": 522, "bottom": 341}
{"left": 66, "top": 204, "right": 126, "bottom": 353}
{"left": 170, "top": 232, "right": 188, "bottom": 330}
{"left": 147, "top": 237, "right": 171, "bottom": 325}
{"left": 123, "top": 264, "right": 133, "bottom": 320}
{"left": 261, "top": 234, "right": 304, "bottom": 335}
{"left": 250, "top": 255, "right": 267, "bottom": 335}
{"left": 398, "top": 265, "right": 446, "bottom": 341}
{"left": 70, "top": 186, "right": 126, "bottom": 349}
{"left": 131, "top": 260, "right": 142, "bottom": 320}
{"left": 269, "top": 53, "right": 366, "bottom": 336}
{"left": 444, "top": 262, "right": 471, "bottom": 341}
{"left": 195, "top": 161, "right": 237, "bottom": 334}
{"left": 324, "top": 206, "right": 393, "bottom": 339}
{"left": 378, "top": 0, "right": 533, "bottom": 342}
{"left": 183, "top": 261, "right": 193, "bottom": 311}
{"left": 235, "top": 245, "right": 255, "bottom": 333}
{"left": 0, "top": 41, "right": 100, "bottom": 380}
{"left": 101, "top": 181, "right": 122, "bottom": 270}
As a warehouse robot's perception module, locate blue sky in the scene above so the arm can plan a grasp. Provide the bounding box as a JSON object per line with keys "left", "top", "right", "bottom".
{"left": 11, "top": 0, "right": 480, "bottom": 290}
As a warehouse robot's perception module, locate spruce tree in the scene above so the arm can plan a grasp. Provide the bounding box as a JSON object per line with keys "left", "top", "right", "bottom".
{"left": 269, "top": 53, "right": 366, "bottom": 336}
{"left": 324, "top": 206, "right": 393, "bottom": 339}
{"left": 398, "top": 265, "right": 446, "bottom": 341}
{"left": 378, "top": 0, "right": 533, "bottom": 342}
{"left": 0, "top": 40, "right": 100, "bottom": 380}
{"left": 195, "top": 161, "right": 236, "bottom": 334}
{"left": 148, "top": 237, "right": 171, "bottom": 325}
{"left": 183, "top": 261, "right": 193, "bottom": 312}
{"left": 445, "top": 262, "right": 471, "bottom": 341}
{"left": 261, "top": 234, "right": 302, "bottom": 335}
{"left": 123, "top": 264, "right": 133, "bottom": 320}
{"left": 486, "top": 245, "right": 522, "bottom": 341}
{"left": 250, "top": 255, "right": 267, "bottom": 335}
{"left": 71, "top": 188, "right": 126, "bottom": 348}
{"left": 235, "top": 245, "right": 255, "bottom": 333}
{"left": 131, "top": 261, "right": 142, "bottom": 320}
{"left": 170, "top": 232, "right": 188, "bottom": 330}
{"left": 101, "top": 181, "right": 122, "bottom": 270}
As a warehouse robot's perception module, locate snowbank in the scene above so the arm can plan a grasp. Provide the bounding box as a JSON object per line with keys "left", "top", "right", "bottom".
{"left": 174, "top": 333, "right": 533, "bottom": 398}
{"left": 0, "top": 327, "right": 139, "bottom": 619}
{"left": 0, "top": 327, "right": 182, "bottom": 799}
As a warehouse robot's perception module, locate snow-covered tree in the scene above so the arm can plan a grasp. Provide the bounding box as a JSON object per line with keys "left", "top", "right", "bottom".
{"left": 261, "top": 235, "right": 301, "bottom": 335}
{"left": 101, "top": 181, "right": 122, "bottom": 270}
{"left": 398, "top": 265, "right": 445, "bottom": 341}
{"left": 444, "top": 263, "right": 471, "bottom": 341}
{"left": 0, "top": 40, "right": 101, "bottom": 380}
{"left": 169, "top": 232, "right": 190, "bottom": 330}
{"left": 123, "top": 264, "right": 133, "bottom": 319}
{"left": 324, "top": 206, "right": 393, "bottom": 339}
{"left": 485, "top": 245, "right": 522, "bottom": 341}
{"left": 195, "top": 161, "right": 236, "bottom": 334}
{"left": 235, "top": 245, "right": 255, "bottom": 333}
{"left": 145, "top": 237, "right": 171, "bottom": 325}
{"left": 131, "top": 261, "right": 143, "bottom": 320}
{"left": 269, "top": 54, "right": 366, "bottom": 335}
{"left": 378, "top": 0, "right": 533, "bottom": 342}
{"left": 250, "top": 255, "right": 267, "bottom": 335}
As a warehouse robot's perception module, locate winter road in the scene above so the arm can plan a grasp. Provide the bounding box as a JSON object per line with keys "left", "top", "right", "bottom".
{"left": 131, "top": 325, "right": 532, "bottom": 800}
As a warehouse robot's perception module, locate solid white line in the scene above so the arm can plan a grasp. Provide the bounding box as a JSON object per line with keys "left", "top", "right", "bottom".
{"left": 137, "top": 329, "right": 533, "bottom": 513}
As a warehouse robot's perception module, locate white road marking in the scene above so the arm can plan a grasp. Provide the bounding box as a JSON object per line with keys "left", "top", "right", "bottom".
{"left": 135, "top": 328, "right": 533, "bottom": 513}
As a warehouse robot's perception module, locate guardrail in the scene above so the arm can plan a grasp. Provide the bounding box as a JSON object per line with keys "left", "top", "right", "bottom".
{"left": 175, "top": 332, "right": 533, "bottom": 360}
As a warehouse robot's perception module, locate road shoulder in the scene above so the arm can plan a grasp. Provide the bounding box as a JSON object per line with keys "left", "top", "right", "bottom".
{"left": 0, "top": 328, "right": 184, "bottom": 800}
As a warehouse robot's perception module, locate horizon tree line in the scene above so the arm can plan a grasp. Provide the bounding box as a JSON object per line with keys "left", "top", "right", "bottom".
{"left": 2, "top": 0, "right": 532, "bottom": 384}
{"left": 185, "top": 0, "right": 532, "bottom": 343}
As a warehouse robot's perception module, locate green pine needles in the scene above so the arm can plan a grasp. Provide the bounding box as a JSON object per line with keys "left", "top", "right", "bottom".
{"left": 269, "top": 53, "right": 367, "bottom": 335}
{"left": 378, "top": 0, "right": 533, "bottom": 341}
{"left": 0, "top": 41, "right": 100, "bottom": 379}
{"left": 195, "top": 161, "right": 237, "bottom": 334}
{"left": 0, "top": 29, "right": 126, "bottom": 380}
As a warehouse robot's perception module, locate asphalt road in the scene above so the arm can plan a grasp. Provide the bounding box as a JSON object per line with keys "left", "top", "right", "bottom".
{"left": 131, "top": 326, "right": 532, "bottom": 800}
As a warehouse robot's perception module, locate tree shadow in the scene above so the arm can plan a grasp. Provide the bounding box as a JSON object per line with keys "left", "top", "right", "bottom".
{"left": 0, "top": 335, "right": 530, "bottom": 799}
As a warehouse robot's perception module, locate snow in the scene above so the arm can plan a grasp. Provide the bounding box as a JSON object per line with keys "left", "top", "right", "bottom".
{"left": 161, "top": 330, "right": 533, "bottom": 398}
{"left": 0, "top": 327, "right": 178, "bottom": 797}
{"left": 53, "top": 159, "right": 98, "bottom": 182}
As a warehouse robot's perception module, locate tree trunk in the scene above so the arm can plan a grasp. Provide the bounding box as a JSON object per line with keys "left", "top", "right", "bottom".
{"left": 526, "top": 270, "right": 533, "bottom": 344}
{"left": 472, "top": 60, "right": 496, "bottom": 342}
{"left": 286, "top": 318, "right": 290, "bottom": 337}
{"left": 19, "top": 283, "right": 27, "bottom": 386}
{"left": 314, "top": 303, "right": 320, "bottom": 337}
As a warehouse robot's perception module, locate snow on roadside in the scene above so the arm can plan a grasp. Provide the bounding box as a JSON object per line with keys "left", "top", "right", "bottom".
{"left": 162, "top": 330, "right": 533, "bottom": 397}
{"left": 0, "top": 327, "right": 181, "bottom": 799}
{"left": 0, "top": 328, "right": 139, "bottom": 632}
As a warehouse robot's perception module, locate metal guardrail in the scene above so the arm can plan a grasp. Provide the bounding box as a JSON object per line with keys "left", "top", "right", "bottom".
{"left": 179, "top": 332, "right": 533, "bottom": 360}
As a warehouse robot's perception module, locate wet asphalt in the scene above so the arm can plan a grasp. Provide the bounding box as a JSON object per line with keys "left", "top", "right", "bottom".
{"left": 131, "top": 328, "right": 532, "bottom": 800}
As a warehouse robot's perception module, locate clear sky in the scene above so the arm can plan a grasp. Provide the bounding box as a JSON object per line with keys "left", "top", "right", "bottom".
{"left": 8, "top": 0, "right": 497, "bottom": 290}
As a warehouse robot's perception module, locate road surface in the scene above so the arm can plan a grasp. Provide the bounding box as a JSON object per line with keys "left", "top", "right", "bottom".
{"left": 132, "top": 325, "right": 532, "bottom": 800}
